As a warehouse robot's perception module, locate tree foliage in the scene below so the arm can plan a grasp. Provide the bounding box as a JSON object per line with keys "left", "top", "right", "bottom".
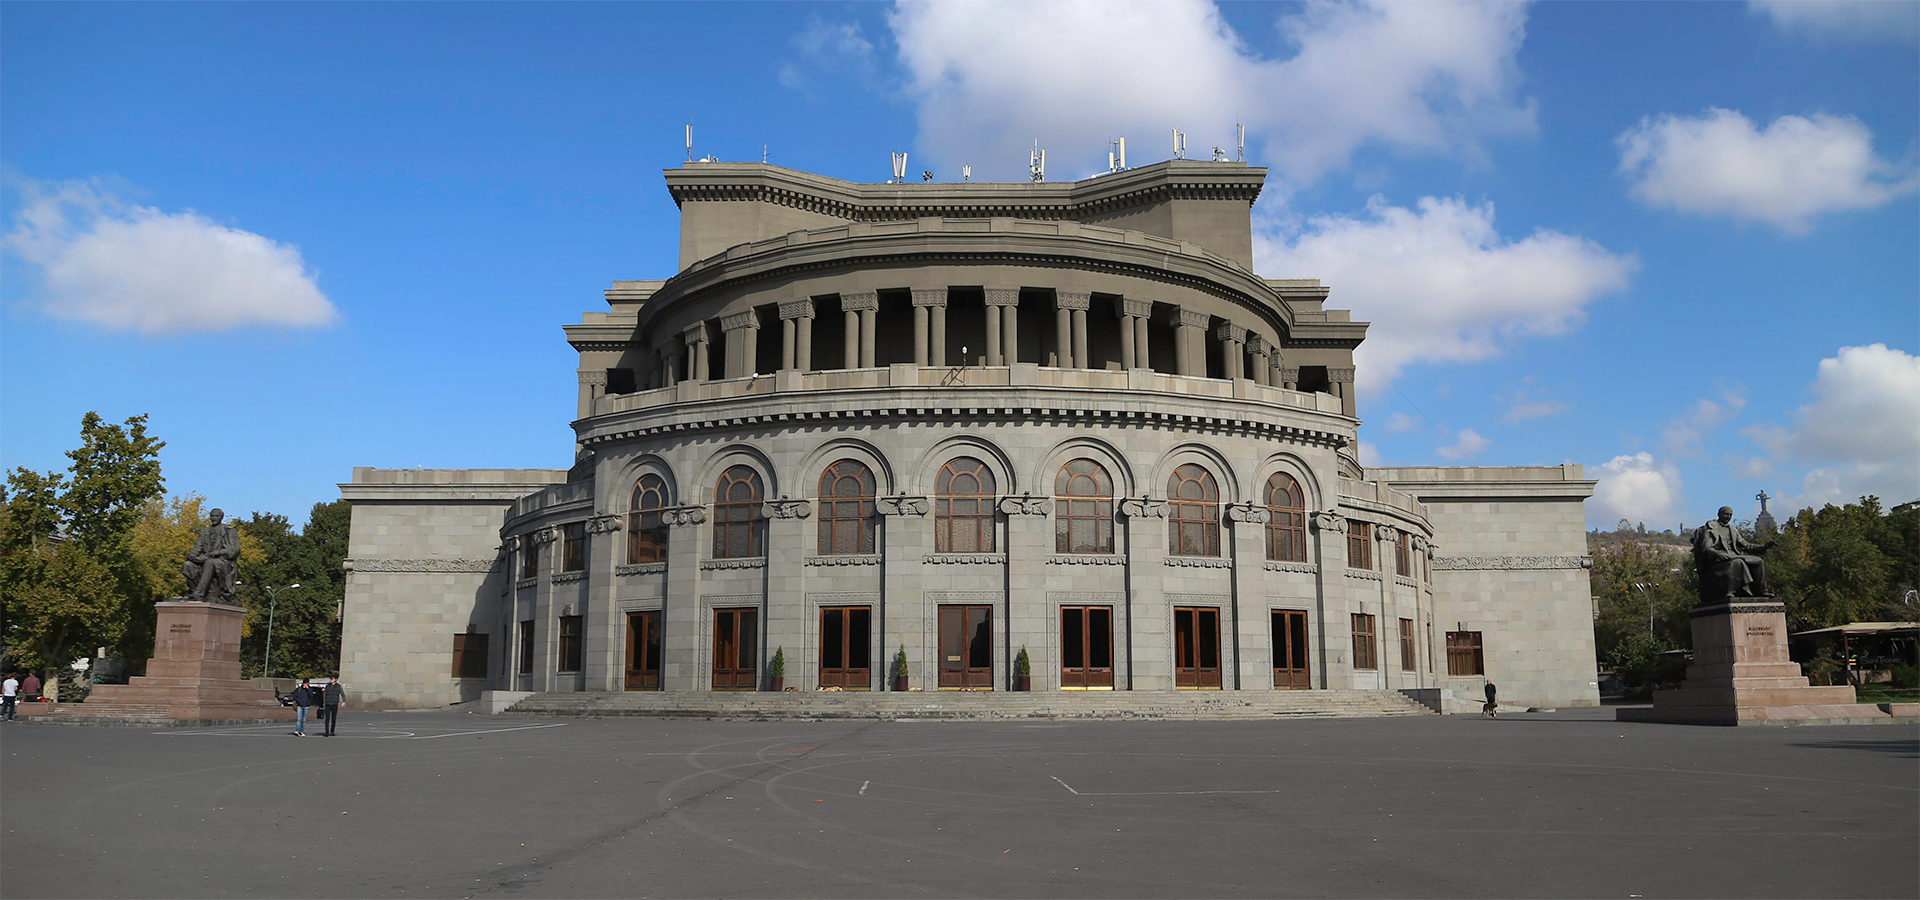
{"left": 234, "top": 501, "right": 348, "bottom": 678}
{"left": 1768, "top": 496, "right": 1919, "bottom": 632}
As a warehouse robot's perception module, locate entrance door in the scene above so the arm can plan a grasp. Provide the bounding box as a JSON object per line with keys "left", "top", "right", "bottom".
{"left": 625, "top": 611, "right": 661, "bottom": 690}
{"left": 819, "top": 606, "right": 872, "bottom": 690}
{"left": 1173, "top": 607, "right": 1222, "bottom": 689}
{"left": 1060, "top": 606, "right": 1114, "bottom": 689}
{"left": 712, "top": 607, "right": 758, "bottom": 690}
{"left": 938, "top": 605, "right": 993, "bottom": 689}
{"left": 1271, "top": 610, "right": 1310, "bottom": 689}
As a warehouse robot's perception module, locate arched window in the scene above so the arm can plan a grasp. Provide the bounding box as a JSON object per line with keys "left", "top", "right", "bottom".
{"left": 817, "top": 460, "right": 877, "bottom": 555}
{"left": 627, "top": 474, "right": 668, "bottom": 564}
{"left": 935, "top": 457, "right": 997, "bottom": 553}
{"left": 712, "top": 466, "right": 764, "bottom": 559}
{"left": 1265, "top": 473, "right": 1306, "bottom": 562}
{"left": 1054, "top": 458, "right": 1114, "bottom": 554}
{"left": 1167, "top": 464, "right": 1220, "bottom": 557}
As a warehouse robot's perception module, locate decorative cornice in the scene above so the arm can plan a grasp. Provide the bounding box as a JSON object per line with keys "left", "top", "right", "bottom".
{"left": 664, "top": 506, "right": 708, "bottom": 527}
{"left": 1054, "top": 291, "right": 1090, "bottom": 311}
{"left": 1119, "top": 297, "right": 1151, "bottom": 318}
{"left": 1263, "top": 561, "right": 1318, "bottom": 574}
{"left": 1175, "top": 308, "right": 1210, "bottom": 329}
{"left": 840, "top": 290, "right": 878, "bottom": 312}
{"left": 923, "top": 553, "right": 1006, "bottom": 565}
{"left": 578, "top": 370, "right": 608, "bottom": 386}
{"left": 516, "top": 577, "right": 538, "bottom": 589}
{"left": 1213, "top": 323, "right": 1247, "bottom": 343}
{"left": 552, "top": 571, "right": 586, "bottom": 584}
{"left": 910, "top": 288, "right": 947, "bottom": 308}
{"left": 999, "top": 494, "right": 1053, "bottom": 516}
{"left": 1691, "top": 601, "right": 1786, "bottom": 617}
{"left": 1328, "top": 367, "right": 1355, "bottom": 383}
{"left": 1431, "top": 554, "right": 1590, "bottom": 571}
{"left": 616, "top": 562, "right": 667, "bottom": 576}
{"left": 763, "top": 498, "right": 812, "bottom": 519}
{"left": 700, "top": 557, "right": 765, "bottom": 570}
{"left": 1165, "top": 556, "right": 1230, "bottom": 568}
{"left": 1394, "top": 576, "right": 1420, "bottom": 588}
{"left": 586, "top": 514, "right": 623, "bottom": 534}
{"left": 778, "top": 298, "right": 816, "bottom": 320}
{"left": 1049, "top": 554, "right": 1124, "bottom": 565}
{"left": 1225, "top": 502, "right": 1269, "bottom": 524}
{"left": 720, "top": 310, "right": 758, "bottom": 331}
{"left": 806, "top": 554, "right": 882, "bottom": 567}
{"left": 1120, "top": 497, "right": 1168, "bottom": 519}
{"left": 348, "top": 557, "right": 500, "bottom": 574}
{"left": 1345, "top": 569, "right": 1383, "bottom": 581}
{"left": 983, "top": 287, "right": 1021, "bottom": 307}
{"left": 877, "top": 495, "right": 930, "bottom": 517}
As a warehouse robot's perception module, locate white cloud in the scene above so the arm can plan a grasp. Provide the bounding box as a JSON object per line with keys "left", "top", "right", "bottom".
{"left": 1382, "top": 412, "right": 1421, "bottom": 433}
{"left": 1660, "top": 390, "right": 1746, "bottom": 458}
{"left": 5, "top": 178, "right": 335, "bottom": 335}
{"left": 1749, "top": 0, "right": 1920, "bottom": 41}
{"left": 1435, "top": 427, "right": 1491, "bottom": 460}
{"left": 1617, "top": 108, "right": 1918, "bottom": 233}
{"left": 1497, "top": 381, "right": 1569, "bottom": 424}
{"left": 1589, "top": 452, "right": 1685, "bottom": 527}
{"left": 1758, "top": 344, "right": 1920, "bottom": 508}
{"left": 888, "top": 0, "right": 1535, "bottom": 186}
{"left": 1358, "top": 439, "right": 1383, "bottom": 468}
{"left": 779, "top": 18, "right": 878, "bottom": 97}
{"left": 1256, "top": 195, "right": 1635, "bottom": 382}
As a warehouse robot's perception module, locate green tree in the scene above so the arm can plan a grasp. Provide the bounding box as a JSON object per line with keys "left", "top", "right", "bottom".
{"left": 1770, "top": 497, "right": 1910, "bottom": 632}
{"left": 1589, "top": 539, "right": 1693, "bottom": 661}
{"left": 233, "top": 501, "right": 348, "bottom": 678}
{"left": 61, "top": 412, "right": 166, "bottom": 552}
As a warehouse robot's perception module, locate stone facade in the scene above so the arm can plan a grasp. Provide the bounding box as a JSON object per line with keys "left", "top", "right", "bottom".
{"left": 340, "top": 160, "right": 1598, "bottom": 710}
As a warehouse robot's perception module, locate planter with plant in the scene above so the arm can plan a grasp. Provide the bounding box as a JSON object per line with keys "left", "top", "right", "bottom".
{"left": 768, "top": 646, "right": 786, "bottom": 691}
{"left": 891, "top": 648, "right": 909, "bottom": 691}
{"left": 1014, "top": 646, "right": 1032, "bottom": 691}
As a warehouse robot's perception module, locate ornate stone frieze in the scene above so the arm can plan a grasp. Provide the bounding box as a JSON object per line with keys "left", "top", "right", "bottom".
{"left": 1120, "top": 497, "right": 1168, "bottom": 519}
{"left": 349, "top": 557, "right": 500, "bottom": 574}
{"left": 839, "top": 290, "right": 879, "bottom": 312}
{"left": 1054, "top": 291, "right": 1090, "bottom": 311}
{"left": 778, "top": 298, "right": 816, "bottom": 320}
{"left": 877, "top": 495, "right": 930, "bottom": 517}
{"left": 805, "top": 554, "right": 882, "bottom": 567}
{"left": 999, "top": 494, "right": 1053, "bottom": 516}
{"left": 1431, "top": 555, "right": 1591, "bottom": 571}
{"left": 1311, "top": 510, "right": 1346, "bottom": 533}
{"left": 1279, "top": 367, "right": 1300, "bottom": 383}
{"left": 923, "top": 553, "right": 1007, "bottom": 565}
{"left": 1328, "top": 367, "right": 1356, "bottom": 384}
{"left": 700, "top": 557, "right": 765, "bottom": 570}
{"left": 910, "top": 288, "right": 947, "bottom": 308}
{"left": 1395, "top": 576, "right": 1420, "bottom": 588}
{"left": 1263, "top": 561, "right": 1318, "bottom": 574}
{"left": 515, "top": 577, "right": 538, "bottom": 589}
{"left": 1213, "top": 322, "right": 1246, "bottom": 343}
{"left": 681, "top": 322, "right": 709, "bottom": 344}
{"left": 1165, "top": 592, "right": 1229, "bottom": 606}
{"left": 615, "top": 562, "right": 667, "bottom": 576}
{"left": 720, "top": 310, "right": 758, "bottom": 332}
{"left": 1245, "top": 333, "right": 1268, "bottom": 354}
{"left": 1345, "top": 569, "right": 1383, "bottom": 581}
{"left": 577, "top": 370, "right": 608, "bottom": 386}
{"left": 1225, "top": 502, "right": 1269, "bottom": 524}
{"left": 586, "top": 514, "right": 623, "bottom": 534}
{"left": 983, "top": 287, "right": 1020, "bottom": 307}
{"left": 1174, "top": 307, "right": 1210, "bottom": 329}
{"left": 663, "top": 506, "right": 707, "bottom": 527}
{"left": 1048, "top": 554, "right": 1124, "bottom": 565}
{"left": 1120, "top": 297, "right": 1151, "bottom": 318}
{"left": 763, "top": 498, "right": 812, "bottom": 519}
{"left": 552, "top": 571, "right": 586, "bottom": 584}
{"left": 1165, "top": 556, "right": 1231, "bottom": 568}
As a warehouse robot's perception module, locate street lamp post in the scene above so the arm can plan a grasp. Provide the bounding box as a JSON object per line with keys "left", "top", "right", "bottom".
{"left": 1633, "top": 583, "right": 1657, "bottom": 637}
{"left": 263, "top": 583, "right": 300, "bottom": 679}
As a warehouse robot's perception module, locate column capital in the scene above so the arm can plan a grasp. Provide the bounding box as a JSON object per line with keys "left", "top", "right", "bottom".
{"left": 1311, "top": 510, "right": 1346, "bottom": 533}
{"left": 1174, "top": 307, "right": 1210, "bottom": 329}
{"left": 762, "top": 498, "right": 811, "bottom": 520}
{"left": 984, "top": 287, "right": 1021, "bottom": 307}
{"left": 663, "top": 505, "right": 708, "bottom": 527}
{"left": 778, "top": 298, "right": 816, "bottom": 320}
{"left": 1120, "top": 496, "right": 1169, "bottom": 519}
{"left": 1279, "top": 366, "right": 1300, "bottom": 382}
{"left": 1328, "top": 367, "right": 1356, "bottom": 383}
{"left": 910, "top": 288, "right": 947, "bottom": 308}
{"left": 997, "top": 493, "right": 1053, "bottom": 516}
{"left": 1245, "top": 333, "right": 1268, "bottom": 354}
{"left": 1213, "top": 322, "right": 1247, "bottom": 343}
{"left": 682, "top": 322, "right": 709, "bottom": 344}
{"left": 1054, "top": 291, "right": 1090, "bottom": 311}
{"left": 877, "top": 495, "right": 930, "bottom": 517}
{"left": 1119, "top": 297, "right": 1152, "bottom": 318}
{"left": 1225, "top": 501, "right": 1270, "bottom": 524}
{"left": 840, "top": 290, "right": 878, "bottom": 312}
{"left": 720, "top": 310, "right": 758, "bottom": 332}
{"left": 577, "top": 369, "right": 607, "bottom": 386}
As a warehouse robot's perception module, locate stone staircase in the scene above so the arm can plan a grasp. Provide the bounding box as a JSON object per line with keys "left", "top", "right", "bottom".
{"left": 505, "top": 689, "right": 1438, "bottom": 722}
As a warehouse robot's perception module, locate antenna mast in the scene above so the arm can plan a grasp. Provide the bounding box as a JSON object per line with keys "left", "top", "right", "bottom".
{"left": 1172, "top": 128, "right": 1186, "bottom": 160}
{"left": 1029, "top": 142, "right": 1046, "bottom": 182}
{"left": 685, "top": 125, "right": 693, "bottom": 162}
{"left": 1236, "top": 123, "right": 1245, "bottom": 162}
{"left": 890, "top": 152, "right": 909, "bottom": 183}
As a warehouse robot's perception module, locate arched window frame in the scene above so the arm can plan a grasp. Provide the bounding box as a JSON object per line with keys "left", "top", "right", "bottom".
{"left": 817, "top": 459, "right": 878, "bottom": 555}
{"left": 711, "top": 466, "right": 765, "bottom": 559}
{"left": 627, "top": 474, "right": 669, "bottom": 564}
{"left": 935, "top": 457, "right": 997, "bottom": 553}
{"left": 1264, "top": 473, "right": 1307, "bottom": 563}
{"left": 1054, "top": 458, "right": 1115, "bottom": 554}
{"left": 1167, "top": 463, "right": 1220, "bottom": 557}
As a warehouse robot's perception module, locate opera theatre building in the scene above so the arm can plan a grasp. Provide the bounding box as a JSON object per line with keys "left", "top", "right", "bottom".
{"left": 340, "top": 158, "right": 1600, "bottom": 712}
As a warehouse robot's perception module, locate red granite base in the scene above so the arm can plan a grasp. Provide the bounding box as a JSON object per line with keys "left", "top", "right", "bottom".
{"left": 36, "top": 601, "right": 292, "bottom": 726}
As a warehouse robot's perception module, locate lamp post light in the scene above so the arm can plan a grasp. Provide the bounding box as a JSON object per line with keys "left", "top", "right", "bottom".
{"left": 1633, "top": 583, "right": 1657, "bottom": 637}
{"left": 263, "top": 583, "right": 300, "bottom": 679}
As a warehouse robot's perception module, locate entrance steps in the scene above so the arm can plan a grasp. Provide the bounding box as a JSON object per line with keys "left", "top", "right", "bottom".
{"left": 504, "top": 689, "right": 1437, "bottom": 722}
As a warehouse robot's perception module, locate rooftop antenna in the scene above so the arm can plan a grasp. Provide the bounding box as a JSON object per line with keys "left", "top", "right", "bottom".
{"left": 1172, "top": 128, "right": 1187, "bottom": 160}
{"left": 962, "top": 164, "right": 972, "bottom": 182}
{"left": 1108, "top": 137, "right": 1128, "bottom": 173}
{"left": 1236, "top": 123, "right": 1245, "bottom": 162}
{"left": 685, "top": 124, "right": 693, "bottom": 162}
{"left": 763, "top": 142, "right": 769, "bottom": 164}
{"left": 922, "top": 170, "right": 934, "bottom": 182}
{"left": 1029, "top": 141, "right": 1046, "bottom": 182}
{"left": 890, "top": 152, "right": 909, "bottom": 183}
{"left": 1211, "top": 145, "right": 1228, "bottom": 162}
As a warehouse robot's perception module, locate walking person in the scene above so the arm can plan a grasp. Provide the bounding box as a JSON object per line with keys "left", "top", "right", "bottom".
{"left": 290, "top": 679, "right": 315, "bottom": 736}
{"left": 20, "top": 671, "right": 42, "bottom": 703}
{"left": 321, "top": 676, "right": 345, "bottom": 736}
{"left": 1, "top": 673, "right": 16, "bottom": 721}
{"left": 1483, "top": 680, "right": 1498, "bottom": 718}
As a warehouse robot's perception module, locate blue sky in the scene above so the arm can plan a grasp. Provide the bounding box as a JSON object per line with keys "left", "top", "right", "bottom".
{"left": 3, "top": 1, "right": 1915, "bottom": 532}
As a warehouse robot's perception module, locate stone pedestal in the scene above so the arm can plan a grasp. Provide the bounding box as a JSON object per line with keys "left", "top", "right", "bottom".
{"left": 1618, "top": 601, "right": 1916, "bottom": 726}
{"left": 43, "top": 601, "right": 293, "bottom": 726}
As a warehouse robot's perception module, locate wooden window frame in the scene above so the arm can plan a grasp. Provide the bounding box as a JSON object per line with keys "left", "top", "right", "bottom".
{"left": 1347, "top": 522, "right": 1374, "bottom": 570}
{"left": 1399, "top": 618, "right": 1417, "bottom": 672}
{"left": 1265, "top": 473, "right": 1307, "bottom": 563}
{"left": 935, "top": 457, "right": 997, "bottom": 553}
{"left": 560, "top": 522, "right": 587, "bottom": 573}
{"left": 520, "top": 535, "right": 541, "bottom": 580}
{"left": 1351, "top": 613, "right": 1378, "bottom": 670}
{"left": 627, "top": 474, "right": 668, "bottom": 564}
{"left": 1271, "top": 610, "right": 1310, "bottom": 689}
{"left": 451, "top": 633, "right": 488, "bottom": 680}
{"left": 557, "top": 615, "right": 584, "bottom": 673}
{"left": 517, "top": 619, "right": 534, "bottom": 675}
{"left": 817, "top": 459, "right": 878, "bottom": 555}
{"left": 1054, "top": 459, "right": 1115, "bottom": 554}
{"left": 1447, "top": 630, "right": 1485, "bottom": 676}
{"left": 1394, "top": 531, "right": 1411, "bottom": 577}
{"left": 1167, "top": 463, "right": 1221, "bottom": 558}
{"left": 712, "top": 466, "right": 765, "bottom": 559}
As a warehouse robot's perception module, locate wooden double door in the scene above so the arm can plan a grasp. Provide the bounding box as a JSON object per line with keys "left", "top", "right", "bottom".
{"left": 1173, "top": 607, "right": 1223, "bottom": 689}
{"left": 625, "top": 611, "right": 661, "bottom": 690}
{"left": 712, "top": 607, "right": 758, "bottom": 690}
{"left": 818, "top": 606, "right": 872, "bottom": 690}
{"left": 938, "top": 605, "right": 993, "bottom": 689}
{"left": 1272, "top": 610, "right": 1311, "bottom": 689}
{"left": 1060, "top": 606, "right": 1114, "bottom": 689}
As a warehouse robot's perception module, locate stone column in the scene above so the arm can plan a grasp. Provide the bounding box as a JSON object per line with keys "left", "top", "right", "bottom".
{"left": 1120, "top": 497, "right": 1170, "bottom": 690}
{"left": 1310, "top": 511, "right": 1351, "bottom": 689}
{"left": 1247, "top": 336, "right": 1271, "bottom": 387}
{"left": 530, "top": 527, "right": 557, "bottom": 691}
{"left": 1056, "top": 291, "right": 1090, "bottom": 369}
{"left": 841, "top": 306, "right": 860, "bottom": 370}
{"left": 879, "top": 495, "right": 930, "bottom": 692}
{"left": 583, "top": 514, "right": 624, "bottom": 691}
{"left": 779, "top": 298, "right": 814, "bottom": 372}
{"left": 912, "top": 288, "right": 947, "bottom": 367}
{"left": 1226, "top": 502, "right": 1270, "bottom": 690}
{"left": 577, "top": 369, "right": 606, "bottom": 421}
{"left": 1215, "top": 323, "right": 1246, "bottom": 381}
{"left": 985, "top": 288, "right": 1019, "bottom": 365}
{"left": 1330, "top": 367, "right": 1356, "bottom": 416}
{"left": 1116, "top": 298, "right": 1136, "bottom": 369}
{"left": 1000, "top": 495, "right": 1053, "bottom": 690}
{"left": 1268, "top": 348, "right": 1285, "bottom": 388}
{"left": 1172, "top": 307, "right": 1208, "bottom": 377}
{"left": 682, "top": 322, "right": 710, "bottom": 384}
{"left": 1118, "top": 297, "right": 1151, "bottom": 370}
{"left": 1134, "top": 309, "right": 1152, "bottom": 371}
{"left": 842, "top": 291, "right": 878, "bottom": 369}
{"left": 660, "top": 505, "right": 707, "bottom": 691}
{"left": 720, "top": 310, "right": 758, "bottom": 379}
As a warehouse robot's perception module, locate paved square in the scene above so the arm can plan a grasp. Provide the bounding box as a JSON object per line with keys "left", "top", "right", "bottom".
{"left": 2, "top": 709, "right": 1914, "bottom": 898}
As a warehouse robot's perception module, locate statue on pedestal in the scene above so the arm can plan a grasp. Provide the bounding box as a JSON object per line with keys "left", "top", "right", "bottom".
{"left": 182, "top": 508, "right": 240, "bottom": 604}
{"left": 1691, "top": 505, "right": 1777, "bottom": 605}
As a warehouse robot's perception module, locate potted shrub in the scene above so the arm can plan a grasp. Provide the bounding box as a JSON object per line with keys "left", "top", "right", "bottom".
{"left": 1014, "top": 647, "right": 1032, "bottom": 691}
{"left": 891, "top": 648, "right": 909, "bottom": 691}
{"left": 768, "top": 647, "right": 786, "bottom": 692}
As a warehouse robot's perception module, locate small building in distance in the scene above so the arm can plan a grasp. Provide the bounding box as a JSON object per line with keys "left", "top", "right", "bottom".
{"left": 339, "top": 158, "right": 1599, "bottom": 710}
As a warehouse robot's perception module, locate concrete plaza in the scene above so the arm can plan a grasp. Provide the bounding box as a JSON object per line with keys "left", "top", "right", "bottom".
{"left": 2, "top": 708, "right": 1913, "bottom": 898}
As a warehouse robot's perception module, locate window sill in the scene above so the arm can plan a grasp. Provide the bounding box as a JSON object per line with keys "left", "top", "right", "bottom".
{"left": 617, "top": 562, "right": 667, "bottom": 575}
{"left": 923, "top": 553, "right": 1006, "bottom": 565}
{"left": 1047, "top": 554, "right": 1123, "bottom": 565}
{"left": 701, "top": 557, "right": 766, "bottom": 570}
{"left": 1164, "top": 556, "right": 1230, "bottom": 568}
{"left": 806, "top": 554, "right": 882, "bottom": 566}
{"left": 1263, "top": 561, "right": 1317, "bottom": 573}
{"left": 553, "top": 571, "right": 586, "bottom": 584}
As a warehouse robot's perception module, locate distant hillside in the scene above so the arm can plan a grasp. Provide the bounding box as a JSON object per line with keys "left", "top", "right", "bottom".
{"left": 1587, "top": 525, "right": 1690, "bottom": 552}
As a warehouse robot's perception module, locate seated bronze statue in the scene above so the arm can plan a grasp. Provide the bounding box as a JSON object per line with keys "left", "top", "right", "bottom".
{"left": 182, "top": 508, "right": 240, "bottom": 604}
{"left": 1691, "top": 505, "right": 1776, "bottom": 605}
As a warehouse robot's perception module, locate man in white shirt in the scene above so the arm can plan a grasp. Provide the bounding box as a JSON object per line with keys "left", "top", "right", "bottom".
{"left": 2, "top": 674, "right": 18, "bottom": 721}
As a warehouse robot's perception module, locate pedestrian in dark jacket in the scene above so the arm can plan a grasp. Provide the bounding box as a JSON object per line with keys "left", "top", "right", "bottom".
{"left": 1483, "top": 680, "right": 1498, "bottom": 718}
{"left": 290, "top": 679, "right": 315, "bottom": 736}
{"left": 321, "top": 677, "right": 346, "bottom": 736}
